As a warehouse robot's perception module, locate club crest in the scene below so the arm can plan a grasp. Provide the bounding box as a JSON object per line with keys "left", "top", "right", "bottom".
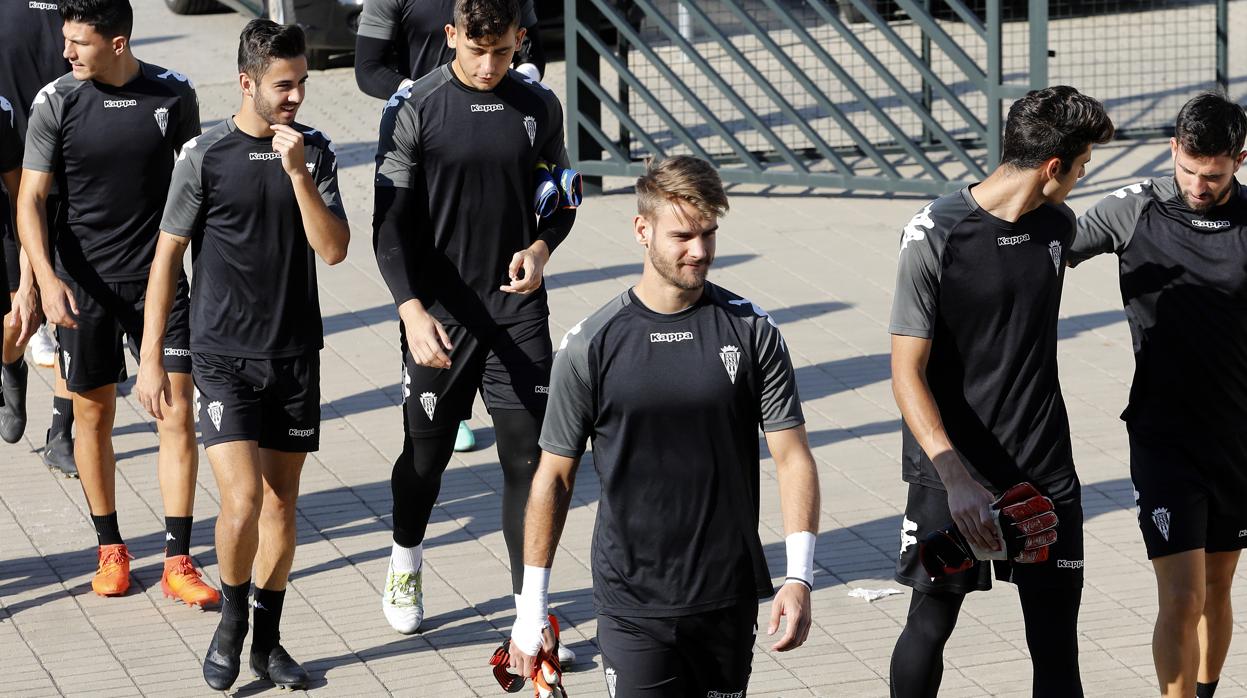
{"left": 719, "top": 345, "right": 741, "bottom": 384}
{"left": 1048, "top": 239, "right": 1062, "bottom": 274}
{"left": 153, "top": 107, "right": 169, "bottom": 136}
{"left": 207, "top": 401, "right": 224, "bottom": 431}
{"left": 1152, "top": 507, "right": 1171, "bottom": 541}
{"left": 523, "top": 115, "right": 537, "bottom": 146}
{"left": 419, "top": 392, "right": 437, "bottom": 421}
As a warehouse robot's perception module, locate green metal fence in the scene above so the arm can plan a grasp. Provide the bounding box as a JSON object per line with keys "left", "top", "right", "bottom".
{"left": 564, "top": 0, "right": 1230, "bottom": 194}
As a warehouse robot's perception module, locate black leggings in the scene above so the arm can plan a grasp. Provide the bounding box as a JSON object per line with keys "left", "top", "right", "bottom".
{"left": 390, "top": 409, "right": 542, "bottom": 595}
{"left": 890, "top": 586, "right": 1082, "bottom": 698}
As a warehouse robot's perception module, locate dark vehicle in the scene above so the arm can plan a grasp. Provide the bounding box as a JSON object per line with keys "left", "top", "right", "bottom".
{"left": 164, "top": 0, "right": 361, "bottom": 69}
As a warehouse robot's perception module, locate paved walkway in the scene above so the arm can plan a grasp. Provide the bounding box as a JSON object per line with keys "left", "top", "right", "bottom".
{"left": 4, "top": 4, "right": 1247, "bottom": 697}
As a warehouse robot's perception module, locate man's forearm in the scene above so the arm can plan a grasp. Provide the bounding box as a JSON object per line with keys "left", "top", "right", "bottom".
{"left": 16, "top": 185, "right": 53, "bottom": 284}
{"left": 536, "top": 207, "right": 575, "bottom": 254}
{"left": 139, "top": 234, "right": 187, "bottom": 364}
{"left": 374, "top": 185, "right": 426, "bottom": 308}
{"left": 893, "top": 368, "right": 974, "bottom": 486}
{"left": 291, "top": 171, "right": 348, "bottom": 264}
{"left": 523, "top": 453, "right": 578, "bottom": 568}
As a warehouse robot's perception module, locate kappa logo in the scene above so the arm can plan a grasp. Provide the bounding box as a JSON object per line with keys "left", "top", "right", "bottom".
{"left": 470, "top": 103, "right": 504, "bottom": 113}
{"left": 305, "top": 161, "right": 315, "bottom": 174}
{"left": 156, "top": 69, "right": 194, "bottom": 87}
{"left": 901, "top": 203, "right": 934, "bottom": 251}
{"left": 153, "top": 107, "right": 169, "bottom": 136}
{"left": 32, "top": 82, "right": 56, "bottom": 108}
{"left": 166, "top": 532, "right": 175, "bottom": 542}
{"left": 29, "top": 1, "right": 58, "bottom": 9}
{"left": 1109, "top": 180, "right": 1149, "bottom": 199}
{"left": 1192, "top": 219, "right": 1231, "bottom": 230}
{"left": 523, "top": 115, "right": 537, "bottom": 146}
{"left": 534, "top": 385, "right": 550, "bottom": 394}
{"left": 177, "top": 136, "right": 197, "bottom": 161}
{"left": 384, "top": 84, "right": 412, "bottom": 112}
{"left": 997, "top": 233, "right": 1031, "bottom": 246}
{"left": 401, "top": 364, "right": 411, "bottom": 400}
{"left": 900, "top": 516, "right": 918, "bottom": 555}
{"left": 61, "top": 351, "right": 71, "bottom": 377}
{"left": 719, "top": 345, "right": 741, "bottom": 384}
{"left": 518, "top": 72, "right": 552, "bottom": 91}
{"left": 728, "top": 298, "right": 786, "bottom": 351}
{"left": 1239, "top": 530, "right": 1247, "bottom": 538}
{"left": 604, "top": 667, "right": 617, "bottom": 698}
{"left": 707, "top": 691, "right": 744, "bottom": 698}
{"left": 288, "top": 428, "right": 315, "bottom": 437}
{"left": 104, "top": 99, "right": 137, "bottom": 109}
{"left": 558, "top": 320, "right": 584, "bottom": 351}
{"left": 1057, "top": 559, "right": 1084, "bottom": 569}
{"left": 419, "top": 392, "right": 437, "bottom": 421}
{"left": 207, "top": 401, "right": 224, "bottom": 431}
{"left": 164, "top": 347, "right": 190, "bottom": 357}
{"left": 1152, "top": 507, "right": 1172, "bottom": 541}
{"left": 0, "top": 96, "right": 12, "bottom": 128}
{"left": 1048, "top": 239, "right": 1062, "bottom": 274}
{"left": 650, "top": 331, "right": 693, "bottom": 343}
{"left": 249, "top": 151, "right": 282, "bottom": 161}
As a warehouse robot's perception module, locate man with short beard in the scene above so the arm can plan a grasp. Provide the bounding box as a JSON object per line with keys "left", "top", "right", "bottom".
{"left": 136, "top": 19, "right": 349, "bottom": 692}
{"left": 372, "top": 0, "right": 576, "bottom": 643}
{"left": 1069, "top": 92, "right": 1247, "bottom": 698}
{"left": 507, "top": 155, "right": 819, "bottom": 697}
{"left": 17, "top": 0, "right": 214, "bottom": 606}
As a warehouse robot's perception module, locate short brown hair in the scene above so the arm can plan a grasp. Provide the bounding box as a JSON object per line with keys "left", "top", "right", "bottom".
{"left": 636, "top": 156, "right": 729, "bottom": 221}
{"left": 454, "top": 0, "right": 520, "bottom": 42}
{"left": 238, "top": 19, "right": 305, "bottom": 81}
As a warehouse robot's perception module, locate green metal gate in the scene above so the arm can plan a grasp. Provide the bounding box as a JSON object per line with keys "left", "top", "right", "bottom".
{"left": 563, "top": 0, "right": 1230, "bottom": 195}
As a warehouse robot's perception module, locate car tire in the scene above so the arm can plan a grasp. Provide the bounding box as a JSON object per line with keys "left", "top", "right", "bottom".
{"left": 164, "top": 0, "right": 226, "bottom": 14}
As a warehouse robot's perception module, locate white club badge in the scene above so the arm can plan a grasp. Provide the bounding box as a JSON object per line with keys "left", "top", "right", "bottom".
{"left": 207, "top": 401, "right": 224, "bottom": 431}
{"left": 153, "top": 107, "right": 169, "bottom": 136}
{"left": 1152, "top": 507, "right": 1171, "bottom": 541}
{"left": 420, "top": 392, "right": 437, "bottom": 421}
{"left": 523, "top": 115, "right": 537, "bottom": 146}
{"left": 1048, "top": 239, "right": 1062, "bottom": 275}
{"left": 719, "top": 345, "right": 741, "bottom": 384}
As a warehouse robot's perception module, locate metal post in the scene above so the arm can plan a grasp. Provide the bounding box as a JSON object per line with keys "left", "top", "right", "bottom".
{"left": 1028, "top": 0, "right": 1049, "bottom": 90}
{"left": 567, "top": 0, "right": 603, "bottom": 194}
{"left": 920, "top": 0, "right": 932, "bottom": 146}
{"left": 1216, "top": 0, "right": 1228, "bottom": 95}
{"left": 985, "top": 0, "right": 1002, "bottom": 169}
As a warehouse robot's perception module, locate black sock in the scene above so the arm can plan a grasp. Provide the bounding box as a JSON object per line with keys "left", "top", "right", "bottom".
{"left": 2, "top": 357, "right": 25, "bottom": 384}
{"left": 221, "top": 579, "right": 251, "bottom": 624}
{"left": 1197, "top": 680, "right": 1219, "bottom": 698}
{"left": 50, "top": 396, "right": 72, "bottom": 437}
{"left": 164, "top": 516, "right": 192, "bottom": 558}
{"left": 251, "top": 587, "right": 286, "bottom": 654}
{"left": 90, "top": 512, "right": 123, "bottom": 546}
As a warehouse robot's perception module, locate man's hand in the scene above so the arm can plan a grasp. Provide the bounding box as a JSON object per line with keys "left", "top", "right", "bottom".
{"left": 945, "top": 474, "right": 1001, "bottom": 554}
{"left": 270, "top": 124, "right": 308, "bottom": 179}
{"left": 768, "top": 581, "right": 812, "bottom": 651}
{"left": 135, "top": 359, "right": 173, "bottom": 420}
{"left": 507, "top": 621, "right": 556, "bottom": 681}
{"left": 38, "top": 274, "right": 78, "bottom": 329}
{"left": 9, "top": 284, "right": 41, "bottom": 345}
{"left": 400, "top": 301, "right": 452, "bottom": 369}
{"left": 500, "top": 242, "right": 549, "bottom": 295}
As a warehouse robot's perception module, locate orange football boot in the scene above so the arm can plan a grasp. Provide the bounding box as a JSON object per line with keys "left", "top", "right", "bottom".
{"left": 161, "top": 555, "right": 221, "bottom": 608}
{"left": 91, "top": 543, "right": 132, "bottom": 597}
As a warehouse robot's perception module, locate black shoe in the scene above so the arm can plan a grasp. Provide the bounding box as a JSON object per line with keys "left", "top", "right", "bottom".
{"left": 0, "top": 360, "right": 28, "bottom": 443}
{"left": 250, "top": 644, "right": 309, "bottom": 690}
{"left": 203, "top": 621, "right": 247, "bottom": 691}
{"left": 42, "top": 428, "right": 77, "bottom": 478}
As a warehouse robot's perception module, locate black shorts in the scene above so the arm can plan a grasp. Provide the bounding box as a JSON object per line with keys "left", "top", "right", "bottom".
{"left": 192, "top": 352, "right": 320, "bottom": 452}
{"left": 56, "top": 275, "right": 191, "bottom": 393}
{"left": 401, "top": 316, "right": 552, "bottom": 436}
{"left": 895, "top": 477, "right": 1085, "bottom": 594}
{"left": 1130, "top": 430, "right": 1247, "bottom": 559}
{"left": 597, "top": 601, "right": 757, "bottom": 697}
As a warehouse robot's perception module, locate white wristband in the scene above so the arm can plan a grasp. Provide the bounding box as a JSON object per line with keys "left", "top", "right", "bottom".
{"left": 785, "top": 531, "right": 816, "bottom": 588}
{"left": 511, "top": 565, "right": 551, "bottom": 657}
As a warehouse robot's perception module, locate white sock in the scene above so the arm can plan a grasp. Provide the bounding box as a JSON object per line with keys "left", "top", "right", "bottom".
{"left": 391, "top": 542, "right": 422, "bottom": 574}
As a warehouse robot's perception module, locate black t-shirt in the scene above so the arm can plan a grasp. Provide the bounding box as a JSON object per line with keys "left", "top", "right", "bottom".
{"left": 374, "top": 64, "right": 569, "bottom": 327}
{"left": 24, "top": 62, "right": 200, "bottom": 282}
{"left": 1072, "top": 177, "right": 1247, "bottom": 436}
{"left": 889, "top": 187, "right": 1077, "bottom": 492}
{"left": 160, "top": 118, "right": 346, "bottom": 359}
{"left": 0, "top": 0, "right": 67, "bottom": 141}
{"left": 540, "top": 283, "right": 805, "bottom": 617}
{"left": 355, "top": 0, "right": 537, "bottom": 82}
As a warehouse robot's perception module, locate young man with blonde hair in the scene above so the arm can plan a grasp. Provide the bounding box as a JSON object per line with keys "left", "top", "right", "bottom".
{"left": 508, "top": 155, "right": 820, "bottom": 696}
